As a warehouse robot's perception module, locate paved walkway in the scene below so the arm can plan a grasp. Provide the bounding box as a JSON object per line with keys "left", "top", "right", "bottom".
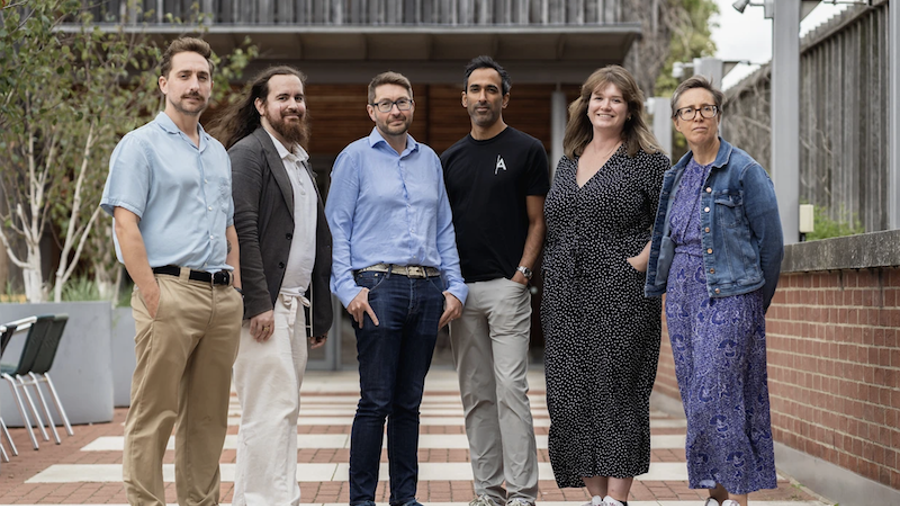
{"left": 0, "top": 369, "right": 827, "bottom": 505}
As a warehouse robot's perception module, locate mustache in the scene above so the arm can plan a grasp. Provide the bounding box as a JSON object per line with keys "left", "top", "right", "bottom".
{"left": 182, "top": 93, "right": 203, "bottom": 99}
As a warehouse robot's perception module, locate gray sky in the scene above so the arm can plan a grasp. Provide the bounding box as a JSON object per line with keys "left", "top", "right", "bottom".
{"left": 711, "top": 1, "right": 849, "bottom": 88}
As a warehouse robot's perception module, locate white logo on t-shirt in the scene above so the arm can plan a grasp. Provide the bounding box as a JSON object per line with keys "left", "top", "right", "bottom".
{"left": 495, "top": 155, "right": 507, "bottom": 175}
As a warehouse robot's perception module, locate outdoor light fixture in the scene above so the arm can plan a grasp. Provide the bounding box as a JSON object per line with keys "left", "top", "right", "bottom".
{"left": 732, "top": 0, "right": 750, "bottom": 13}
{"left": 732, "top": 0, "right": 773, "bottom": 18}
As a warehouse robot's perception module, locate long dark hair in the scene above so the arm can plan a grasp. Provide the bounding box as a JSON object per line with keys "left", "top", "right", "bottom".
{"left": 207, "top": 65, "right": 307, "bottom": 149}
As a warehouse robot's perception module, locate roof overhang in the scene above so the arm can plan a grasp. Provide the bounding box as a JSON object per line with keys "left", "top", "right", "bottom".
{"left": 62, "top": 23, "right": 641, "bottom": 84}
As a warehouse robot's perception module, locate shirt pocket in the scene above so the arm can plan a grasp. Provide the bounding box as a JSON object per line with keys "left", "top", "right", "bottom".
{"left": 713, "top": 190, "right": 744, "bottom": 228}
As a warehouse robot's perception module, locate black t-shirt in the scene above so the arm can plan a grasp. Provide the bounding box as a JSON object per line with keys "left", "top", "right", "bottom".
{"left": 441, "top": 126, "right": 550, "bottom": 282}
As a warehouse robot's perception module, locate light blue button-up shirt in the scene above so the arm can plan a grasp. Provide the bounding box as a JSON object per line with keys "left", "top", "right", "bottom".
{"left": 100, "top": 112, "right": 234, "bottom": 272}
{"left": 326, "top": 128, "right": 467, "bottom": 307}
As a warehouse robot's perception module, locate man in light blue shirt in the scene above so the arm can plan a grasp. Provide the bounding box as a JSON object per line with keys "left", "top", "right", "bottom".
{"left": 100, "top": 37, "right": 242, "bottom": 506}
{"left": 326, "top": 71, "right": 467, "bottom": 506}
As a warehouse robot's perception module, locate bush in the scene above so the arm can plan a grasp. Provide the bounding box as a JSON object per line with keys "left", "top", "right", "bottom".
{"left": 805, "top": 206, "right": 864, "bottom": 241}
{"left": 61, "top": 277, "right": 101, "bottom": 302}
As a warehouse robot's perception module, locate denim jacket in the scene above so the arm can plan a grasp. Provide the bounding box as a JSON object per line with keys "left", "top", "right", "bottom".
{"left": 644, "top": 138, "right": 783, "bottom": 311}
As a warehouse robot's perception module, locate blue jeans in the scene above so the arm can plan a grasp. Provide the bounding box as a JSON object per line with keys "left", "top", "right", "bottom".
{"left": 349, "top": 270, "right": 445, "bottom": 506}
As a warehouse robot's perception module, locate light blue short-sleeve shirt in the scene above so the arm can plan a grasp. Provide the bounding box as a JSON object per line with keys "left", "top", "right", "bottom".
{"left": 100, "top": 112, "right": 234, "bottom": 272}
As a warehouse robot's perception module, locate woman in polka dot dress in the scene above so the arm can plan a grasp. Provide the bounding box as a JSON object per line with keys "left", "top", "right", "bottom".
{"left": 541, "top": 65, "right": 668, "bottom": 506}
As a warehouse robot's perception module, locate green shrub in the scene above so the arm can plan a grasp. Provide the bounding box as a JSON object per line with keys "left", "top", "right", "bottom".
{"left": 806, "top": 206, "right": 864, "bottom": 241}
{"left": 61, "top": 277, "right": 101, "bottom": 302}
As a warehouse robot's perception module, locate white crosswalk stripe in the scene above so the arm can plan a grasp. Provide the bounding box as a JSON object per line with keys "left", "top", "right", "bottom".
{"left": 27, "top": 462, "right": 693, "bottom": 483}
{"left": 8, "top": 503, "right": 829, "bottom": 506}
{"left": 222, "top": 416, "right": 688, "bottom": 428}
{"left": 80, "top": 434, "right": 689, "bottom": 451}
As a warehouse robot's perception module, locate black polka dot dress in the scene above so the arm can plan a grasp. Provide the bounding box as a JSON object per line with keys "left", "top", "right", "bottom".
{"left": 541, "top": 146, "right": 668, "bottom": 485}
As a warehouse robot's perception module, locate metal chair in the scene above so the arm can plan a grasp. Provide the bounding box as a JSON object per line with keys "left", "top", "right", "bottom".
{"left": 0, "top": 315, "right": 54, "bottom": 450}
{"left": 0, "top": 317, "right": 35, "bottom": 462}
{"left": 17, "top": 314, "right": 74, "bottom": 443}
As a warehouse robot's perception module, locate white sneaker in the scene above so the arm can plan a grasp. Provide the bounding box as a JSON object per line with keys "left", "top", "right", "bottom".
{"left": 580, "top": 495, "right": 604, "bottom": 506}
{"left": 505, "top": 498, "right": 533, "bottom": 506}
{"left": 721, "top": 501, "right": 740, "bottom": 506}
{"left": 602, "top": 496, "right": 625, "bottom": 506}
{"left": 470, "top": 496, "right": 498, "bottom": 506}
{"left": 703, "top": 499, "right": 720, "bottom": 506}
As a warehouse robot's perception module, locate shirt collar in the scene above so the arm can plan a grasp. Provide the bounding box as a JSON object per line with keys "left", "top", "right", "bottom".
{"left": 367, "top": 127, "right": 419, "bottom": 155}
{"left": 154, "top": 111, "right": 211, "bottom": 152}
{"left": 265, "top": 128, "right": 309, "bottom": 164}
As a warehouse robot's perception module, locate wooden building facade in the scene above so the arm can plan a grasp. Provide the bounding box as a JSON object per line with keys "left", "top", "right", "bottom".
{"left": 75, "top": 0, "right": 643, "bottom": 368}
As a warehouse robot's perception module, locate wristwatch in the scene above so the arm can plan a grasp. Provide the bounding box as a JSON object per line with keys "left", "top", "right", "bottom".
{"left": 516, "top": 266, "right": 533, "bottom": 280}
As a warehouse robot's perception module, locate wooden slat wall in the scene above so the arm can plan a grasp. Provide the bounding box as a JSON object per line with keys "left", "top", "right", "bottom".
{"left": 89, "top": 0, "right": 623, "bottom": 24}
{"left": 302, "top": 83, "right": 580, "bottom": 156}
{"left": 722, "top": 1, "right": 889, "bottom": 232}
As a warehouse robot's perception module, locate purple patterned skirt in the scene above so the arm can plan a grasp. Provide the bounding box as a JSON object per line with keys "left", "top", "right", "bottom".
{"left": 665, "top": 250, "right": 777, "bottom": 494}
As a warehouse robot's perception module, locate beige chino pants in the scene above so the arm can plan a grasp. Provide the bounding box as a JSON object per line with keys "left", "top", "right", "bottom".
{"left": 232, "top": 293, "right": 309, "bottom": 506}
{"left": 123, "top": 270, "right": 242, "bottom": 506}
{"left": 449, "top": 277, "right": 539, "bottom": 505}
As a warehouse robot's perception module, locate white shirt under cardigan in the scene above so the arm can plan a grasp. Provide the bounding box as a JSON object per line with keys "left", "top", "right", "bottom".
{"left": 266, "top": 130, "right": 317, "bottom": 298}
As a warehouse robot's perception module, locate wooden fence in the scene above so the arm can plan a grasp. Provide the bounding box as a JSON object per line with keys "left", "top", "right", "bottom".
{"left": 84, "top": 0, "right": 623, "bottom": 25}
{"left": 722, "top": 0, "right": 890, "bottom": 232}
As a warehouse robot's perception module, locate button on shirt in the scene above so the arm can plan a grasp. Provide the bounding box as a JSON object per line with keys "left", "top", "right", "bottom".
{"left": 267, "top": 130, "right": 317, "bottom": 297}
{"left": 100, "top": 112, "right": 234, "bottom": 272}
{"left": 325, "top": 128, "right": 468, "bottom": 307}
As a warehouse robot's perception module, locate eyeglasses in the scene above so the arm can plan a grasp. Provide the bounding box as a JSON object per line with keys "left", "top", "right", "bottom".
{"left": 674, "top": 105, "right": 719, "bottom": 121}
{"left": 370, "top": 98, "right": 413, "bottom": 113}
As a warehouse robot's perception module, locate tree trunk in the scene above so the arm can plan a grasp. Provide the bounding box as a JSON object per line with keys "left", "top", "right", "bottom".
{"left": 23, "top": 244, "right": 43, "bottom": 302}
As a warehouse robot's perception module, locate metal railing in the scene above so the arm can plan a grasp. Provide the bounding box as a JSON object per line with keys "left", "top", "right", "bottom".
{"left": 77, "top": 0, "right": 623, "bottom": 26}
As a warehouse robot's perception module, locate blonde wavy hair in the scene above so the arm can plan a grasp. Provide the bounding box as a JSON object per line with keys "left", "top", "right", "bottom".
{"left": 563, "top": 65, "right": 663, "bottom": 159}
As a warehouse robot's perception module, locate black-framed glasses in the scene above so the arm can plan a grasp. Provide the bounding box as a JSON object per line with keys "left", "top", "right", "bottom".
{"left": 674, "top": 104, "right": 719, "bottom": 121}
{"left": 371, "top": 98, "right": 414, "bottom": 113}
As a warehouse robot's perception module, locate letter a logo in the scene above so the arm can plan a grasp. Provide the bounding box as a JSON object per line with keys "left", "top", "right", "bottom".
{"left": 494, "top": 155, "right": 507, "bottom": 175}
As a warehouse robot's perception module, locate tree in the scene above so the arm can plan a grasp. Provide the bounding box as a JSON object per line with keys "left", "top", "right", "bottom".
{"left": 654, "top": 0, "right": 719, "bottom": 97}
{"left": 0, "top": 0, "right": 255, "bottom": 302}
{"left": 623, "top": 0, "right": 718, "bottom": 99}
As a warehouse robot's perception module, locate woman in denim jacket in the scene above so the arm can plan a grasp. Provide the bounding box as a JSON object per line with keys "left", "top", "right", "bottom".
{"left": 644, "top": 76, "right": 783, "bottom": 506}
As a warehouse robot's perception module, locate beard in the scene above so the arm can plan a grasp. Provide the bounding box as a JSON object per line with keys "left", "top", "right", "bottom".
{"left": 468, "top": 101, "right": 500, "bottom": 127}
{"left": 375, "top": 112, "right": 412, "bottom": 137}
{"left": 265, "top": 108, "right": 310, "bottom": 147}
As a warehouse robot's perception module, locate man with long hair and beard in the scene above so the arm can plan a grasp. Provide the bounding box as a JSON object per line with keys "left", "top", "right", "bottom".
{"left": 207, "top": 66, "right": 333, "bottom": 506}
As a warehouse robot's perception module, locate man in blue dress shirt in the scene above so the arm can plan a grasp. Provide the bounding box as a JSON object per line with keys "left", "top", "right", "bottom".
{"left": 100, "top": 37, "right": 243, "bottom": 506}
{"left": 326, "top": 71, "right": 468, "bottom": 506}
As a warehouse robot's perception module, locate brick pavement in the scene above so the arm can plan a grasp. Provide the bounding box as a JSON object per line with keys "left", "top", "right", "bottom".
{"left": 0, "top": 370, "right": 828, "bottom": 505}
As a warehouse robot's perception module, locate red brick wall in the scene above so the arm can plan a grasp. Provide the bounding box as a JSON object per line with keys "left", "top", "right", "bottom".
{"left": 653, "top": 267, "right": 900, "bottom": 490}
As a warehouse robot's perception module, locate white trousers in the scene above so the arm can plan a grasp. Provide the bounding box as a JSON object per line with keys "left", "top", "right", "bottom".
{"left": 232, "top": 294, "right": 309, "bottom": 506}
{"left": 449, "top": 277, "right": 539, "bottom": 505}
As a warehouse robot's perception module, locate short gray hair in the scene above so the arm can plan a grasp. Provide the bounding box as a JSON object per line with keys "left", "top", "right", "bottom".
{"left": 670, "top": 75, "right": 725, "bottom": 118}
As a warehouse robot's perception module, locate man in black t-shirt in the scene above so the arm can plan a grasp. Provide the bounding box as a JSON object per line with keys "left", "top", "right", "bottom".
{"left": 441, "top": 56, "right": 550, "bottom": 506}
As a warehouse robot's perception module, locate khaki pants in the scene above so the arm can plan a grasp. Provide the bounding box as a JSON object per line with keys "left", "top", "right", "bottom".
{"left": 449, "top": 277, "right": 539, "bottom": 505}
{"left": 123, "top": 270, "right": 242, "bottom": 506}
{"left": 232, "top": 294, "right": 309, "bottom": 506}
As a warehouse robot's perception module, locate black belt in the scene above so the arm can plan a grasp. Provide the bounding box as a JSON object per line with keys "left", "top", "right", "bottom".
{"left": 152, "top": 265, "right": 231, "bottom": 286}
